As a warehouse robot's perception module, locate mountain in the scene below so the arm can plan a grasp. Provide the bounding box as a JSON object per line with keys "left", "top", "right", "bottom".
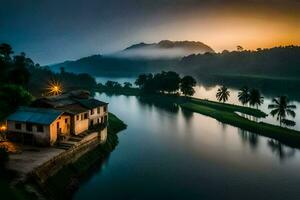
{"left": 117, "top": 40, "right": 214, "bottom": 58}
{"left": 50, "top": 40, "right": 214, "bottom": 76}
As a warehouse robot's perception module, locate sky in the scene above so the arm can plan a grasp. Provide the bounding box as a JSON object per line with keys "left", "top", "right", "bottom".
{"left": 1, "top": 0, "right": 300, "bottom": 65}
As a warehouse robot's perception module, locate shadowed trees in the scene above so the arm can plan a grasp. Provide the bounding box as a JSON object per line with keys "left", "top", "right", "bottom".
{"left": 135, "top": 71, "right": 196, "bottom": 96}
{"left": 249, "top": 89, "right": 264, "bottom": 109}
{"left": 180, "top": 76, "right": 196, "bottom": 96}
{"left": 268, "top": 96, "right": 296, "bottom": 127}
{"left": 238, "top": 86, "right": 250, "bottom": 106}
{"left": 0, "top": 84, "right": 33, "bottom": 120}
{"left": 123, "top": 82, "right": 133, "bottom": 88}
{"left": 216, "top": 86, "right": 230, "bottom": 103}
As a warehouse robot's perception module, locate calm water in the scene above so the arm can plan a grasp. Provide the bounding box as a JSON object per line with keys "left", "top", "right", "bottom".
{"left": 74, "top": 89, "right": 300, "bottom": 199}
{"left": 96, "top": 77, "right": 300, "bottom": 131}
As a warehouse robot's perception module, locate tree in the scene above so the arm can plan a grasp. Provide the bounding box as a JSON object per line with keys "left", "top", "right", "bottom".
{"left": 249, "top": 89, "right": 264, "bottom": 109}
{"left": 238, "top": 86, "right": 250, "bottom": 106}
{"left": 0, "top": 43, "right": 13, "bottom": 60}
{"left": 163, "top": 71, "right": 181, "bottom": 93}
{"left": 237, "top": 45, "right": 244, "bottom": 51}
{"left": 135, "top": 74, "right": 148, "bottom": 88}
{"left": 216, "top": 86, "right": 230, "bottom": 103}
{"left": 8, "top": 52, "right": 32, "bottom": 86}
{"left": 123, "top": 82, "right": 132, "bottom": 89}
{"left": 0, "top": 84, "right": 33, "bottom": 119}
{"left": 268, "top": 96, "right": 296, "bottom": 127}
{"left": 180, "top": 76, "right": 196, "bottom": 96}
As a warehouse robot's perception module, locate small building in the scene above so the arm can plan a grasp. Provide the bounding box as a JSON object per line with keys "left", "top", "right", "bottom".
{"left": 6, "top": 90, "right": 108, "bottom": 146}
{"left": 6, "top": 107, "right": 71, "bottom": 146}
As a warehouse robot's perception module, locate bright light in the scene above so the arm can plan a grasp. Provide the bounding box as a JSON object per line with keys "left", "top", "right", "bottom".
{"left": 0, "top": 125, "right": 7, "bottom": 132}
{"left": 46, "top": 81, "right": 62, "bottom": 96}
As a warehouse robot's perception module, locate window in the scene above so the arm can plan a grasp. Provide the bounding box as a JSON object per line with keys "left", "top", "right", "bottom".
{"left": 81, "top": 114, "right": 84, "bottom": 120}
{"left": 97, "top": 107, "right": 100, "bottom": 114}
{"left": 37, "top": 125, "right": 44, "bottom": 132}
{"left": 76, "top": 115, "right": 79, "bottom": 121}
{"left": 26, "top": 123, "right": 33, "bottom": 132}
{"left": 65, "top": 118, "right": 68, "bottom": 124}
{"left": 90, "top": 109, "right": 94, "bottom": 115}
{"left": 84, "top": 113, "right": 88, "bottom": 119}
{"left": 104, "top": 106, "right": 107, "bottom": 112}
{"left": 15, "top": 123, "right": 21, "bottom": 130}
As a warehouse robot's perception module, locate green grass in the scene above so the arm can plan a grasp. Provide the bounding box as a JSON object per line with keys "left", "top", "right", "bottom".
{"left": 181, "top": 102, "right": 300, "bottom": 148}
{"left": 188, "top": 98, "right": 267, "bottom": 118}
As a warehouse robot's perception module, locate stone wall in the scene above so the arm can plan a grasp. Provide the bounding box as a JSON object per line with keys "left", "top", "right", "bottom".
{"left": 31, "top": 131, "right": 102, "bottom": 184}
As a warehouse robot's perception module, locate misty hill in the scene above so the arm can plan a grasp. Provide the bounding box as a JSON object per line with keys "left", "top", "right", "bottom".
{"left": 50, "top": 54, "right": 178, "bottom": 77}
{"left": 117, "top": 40, "right": 215, "bottom": 58}
{"left": 51, "top": 40, "right": 214, "bottom": 76}
{"left": 50, "top": 45, "right": 300, "bottom": 79}
{"left": 177, "top": 46, "right": 300, "bottom": 78}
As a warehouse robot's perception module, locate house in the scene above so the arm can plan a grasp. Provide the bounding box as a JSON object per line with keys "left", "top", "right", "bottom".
{"left": 6, "top": 90, "right": 108, "bottom": 146}
{"left": 6, "top": 107, "right": 71, "bottom": 146}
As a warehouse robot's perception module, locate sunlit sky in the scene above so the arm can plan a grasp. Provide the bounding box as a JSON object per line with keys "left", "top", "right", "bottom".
{"left": 1, "top": 0, "right": 299, "bottom": 65}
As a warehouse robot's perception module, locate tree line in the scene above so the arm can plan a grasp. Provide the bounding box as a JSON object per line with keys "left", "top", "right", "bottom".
{"left": 135, "top": 71, "right": 196, "bottom": 96}
{"left": 179, "top": 46, "right": 300, "bottom": 78}
{"left": 215, "top": 85, "right": 297, "bottom": 127}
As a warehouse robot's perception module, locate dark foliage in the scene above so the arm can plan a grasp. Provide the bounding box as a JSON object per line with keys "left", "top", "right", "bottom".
{"left": 179, "top": 46, "right": 300, "bottom": 78}
{"left": 135, "top": 71, "right": 195, "bottom": 95}
{"left": 180, "top": 76, "right": 196, "bottom": 96}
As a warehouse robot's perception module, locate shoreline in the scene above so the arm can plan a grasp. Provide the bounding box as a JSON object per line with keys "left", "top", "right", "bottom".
{"left": 96, "top": 88, "right": 300, "bottom": 148}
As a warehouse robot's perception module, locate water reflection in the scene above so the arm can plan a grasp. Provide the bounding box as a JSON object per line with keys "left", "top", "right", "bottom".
{"left": 137, "top": 96, "right": 180, "bottom": 114}
{"left": 268, "top": 139, "right": 296, "bottom": 161}
{"left": 238, "top": 129, "right": 259, "bottom": 149}
{"left": 75, "top": 93, "right": 300, "bottom": 200}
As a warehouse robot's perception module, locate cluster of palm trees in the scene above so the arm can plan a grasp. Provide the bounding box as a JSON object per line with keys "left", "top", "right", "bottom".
{"left": 216, "top": 85, "right": 297, "bottom": 127}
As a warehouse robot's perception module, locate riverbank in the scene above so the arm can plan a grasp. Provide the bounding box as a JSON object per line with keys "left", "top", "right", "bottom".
{"left": 40, "top": 112, "right": 126, "bottom": 199}
{"left": 181, "top": 102, "right": 300, "bottom": 148}
{"left": 97, "top": 88, "right": 300, "bottom": 147}
{"left": 1, "top": 112, "right": 126, "bottom": 200}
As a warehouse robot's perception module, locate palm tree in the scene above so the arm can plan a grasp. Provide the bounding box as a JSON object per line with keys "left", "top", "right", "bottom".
{"left": 216, "top": 86, "right": 230, "bottom": 103}
{"left": 268, "top": 96, "right": 296, "bottom": 127}
{"left": 249, "top": 89, "right": 264, "bottom": 109}
{"left": 238, "top": 86, "right": 250, "bottom": 106}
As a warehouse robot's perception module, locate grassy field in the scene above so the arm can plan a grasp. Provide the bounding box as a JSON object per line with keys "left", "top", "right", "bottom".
{"left": 181, "top": 102, "right": 300, "bottom": 148}
{"left": 188, "top": 97, "right": 267, "bottom": 118}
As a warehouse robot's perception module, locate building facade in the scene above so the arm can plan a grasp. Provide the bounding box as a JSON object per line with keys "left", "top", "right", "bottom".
{"left": 6, "top": 91, "right": 108, "bottom": 146}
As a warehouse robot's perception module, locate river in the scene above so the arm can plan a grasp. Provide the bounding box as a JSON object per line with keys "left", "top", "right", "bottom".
{"left": 74, "top": 78, "right": 300, "bottom": 200}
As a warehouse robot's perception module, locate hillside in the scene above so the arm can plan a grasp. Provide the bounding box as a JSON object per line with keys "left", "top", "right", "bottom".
{"left": 118, "top": 40, "right": 214, "bottom": 58}
{"left": 178, "top": 46, "right": 300, "bottom": 78}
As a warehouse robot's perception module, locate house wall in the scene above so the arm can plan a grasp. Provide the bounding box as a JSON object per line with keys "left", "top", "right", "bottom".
{"left": 88, "top": 105, "right": 108, "bottom": 127}
{"left": 49, "top": 115, "right": 71, "bottom": 144}
{"left": 73, "top": 112, "right": 89, "bottom": 135}
{"left": 7, "top": 114, "right": 71, "bottom": 146}
{"left": 7, "top": 120, "right": 51, "bottom": 146}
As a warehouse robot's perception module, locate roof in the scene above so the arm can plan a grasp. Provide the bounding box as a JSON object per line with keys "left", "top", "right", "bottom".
{"left": 7, "top": 107, "right": 63, "bottom": 125}
{"left": 56, "top": 104, "right": 88, "bottom": 115}
{"left": 75, "top": 99, "right": 108, "bottom": 109}
{"left": 31, "top": 90, "right": 108, "bottom": 114}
